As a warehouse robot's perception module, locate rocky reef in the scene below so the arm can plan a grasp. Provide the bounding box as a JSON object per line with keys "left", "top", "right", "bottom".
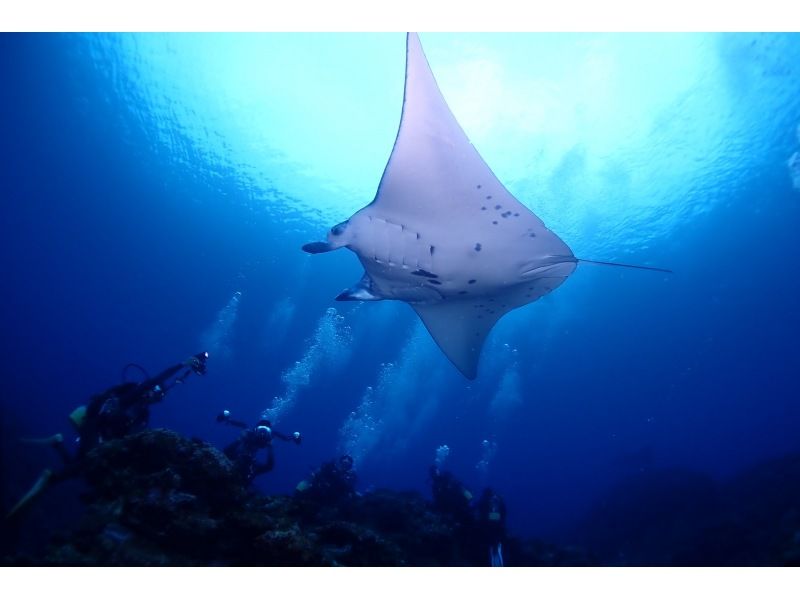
{"left": 574, "top": 455, "right": 800, "bottom": 566}
{"left": 4, "top": 429, "right": 590, "bottom": 566}
{"left": 7, "top": 428, "right": 800, "bottom": 565}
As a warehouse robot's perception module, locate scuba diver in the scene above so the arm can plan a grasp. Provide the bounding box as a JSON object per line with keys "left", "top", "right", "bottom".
{"left": 475, "top": 487, "right": 507, "bottom": 567}
{"left": 429, "top": 465, "right": 474, "bottom": 526}
{"left": 217, "top": 411, "right": 301, "bottom": 484}
{"left": 295, "top": 454, "right": 358, "bottom": 505}
{"left": 6, "top": 352, "right": 209, "bottom": 519}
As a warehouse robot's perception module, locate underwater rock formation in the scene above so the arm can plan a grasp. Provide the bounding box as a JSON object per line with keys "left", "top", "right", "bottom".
{"left": 574, "top": 455, "right": 800, "bottom": 566}
{"left": 6, "top": 428, "right": 800, "bottom": 565}
{"left": 4, "top": 429, "right": 591, "bottom": 566}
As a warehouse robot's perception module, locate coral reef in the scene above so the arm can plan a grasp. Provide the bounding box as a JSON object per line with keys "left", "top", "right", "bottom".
{"left": 4, "top": 429, "right": 590, "bottom": 566}
{"left": 9, "top": 428, "right": 799, "bottom": 565}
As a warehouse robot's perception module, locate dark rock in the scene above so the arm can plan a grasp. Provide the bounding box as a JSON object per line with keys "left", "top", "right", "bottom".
{"left": 572, "top": 455, "right": 800, "bottom": 565}
{"left": 4, "top": 428, "right": 588, "bottom": 565}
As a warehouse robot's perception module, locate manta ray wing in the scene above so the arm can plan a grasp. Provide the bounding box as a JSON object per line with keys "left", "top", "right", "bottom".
{"left": 412, "top": 300, "right": 506, "bottom": 381}
{"left": 412, "top": 264, "right": 575, "bottom": 379}
{"left": 369, "top": 33, "right": 539, "bottom": 224}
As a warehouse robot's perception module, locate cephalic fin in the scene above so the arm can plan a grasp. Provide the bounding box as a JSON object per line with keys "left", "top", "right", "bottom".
{"left": 302, "top": 241, "right": 335, "bottom": 254}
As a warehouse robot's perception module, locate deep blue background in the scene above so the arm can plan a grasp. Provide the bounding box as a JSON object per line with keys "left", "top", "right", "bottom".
{"left": 2, "top": 33, "right": 800, "bottom": 546}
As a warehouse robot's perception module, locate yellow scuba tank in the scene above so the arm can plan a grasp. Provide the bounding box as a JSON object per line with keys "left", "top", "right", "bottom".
{"left": 69, "top": 405, "right": 87, "bottom": 430}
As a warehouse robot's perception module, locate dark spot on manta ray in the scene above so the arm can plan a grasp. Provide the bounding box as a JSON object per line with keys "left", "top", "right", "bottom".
{"left": 486, "top": 195, "right": 492, "bottom": 200}
{"left": 474, "top": 243, "right": 482, "bottom": 252}
{"left": 529, "top": 232, "right": 536, "bottom": 237}
{"left": 428, "top": 280, "right": 442, "bottom": 286}
{"left": 468, "top": 279, "right": 476, "bottom": 284}
{"left": 476, "top": 184, "right": 482, "bottom": 189}
{"left": 430, "top": 246, "right": 435, "bottom": 256}
{"left": 514, "top": 213, "right": 520, "bottom": 217}
{"left": 481, "top": 206, "right": 487, "bottom": 211}
{"left": 492, "top": 221, "right": 498, "bottom": 225}
{"left": 411, "top": 269, "right": 438, "bottom": 278}
{"left": 495, "top": 205, "right": 502, "bottom": 210}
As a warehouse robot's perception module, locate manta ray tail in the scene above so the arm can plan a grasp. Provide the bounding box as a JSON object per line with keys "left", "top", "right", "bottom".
{"left": 578, "top": 258, "right": 672, "bottom": 274}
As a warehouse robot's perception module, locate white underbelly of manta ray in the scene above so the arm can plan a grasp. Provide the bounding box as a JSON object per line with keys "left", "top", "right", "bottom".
{"left": 303, "top": 32, "right": 667, "bottom": 380}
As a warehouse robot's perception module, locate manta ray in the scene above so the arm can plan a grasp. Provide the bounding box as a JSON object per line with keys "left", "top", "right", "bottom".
{"left": 304, "top": 33, "right": 668, "bottom": 379}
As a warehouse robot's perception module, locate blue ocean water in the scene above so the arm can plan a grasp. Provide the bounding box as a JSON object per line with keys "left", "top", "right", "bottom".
{"left": 1, "top": 32, "right": 800, "bottom": 547}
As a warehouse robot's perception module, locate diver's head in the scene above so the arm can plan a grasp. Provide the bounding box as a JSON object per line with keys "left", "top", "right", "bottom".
{"left": 339, "top": 455, "right": 354, "bottom": 471}
{"left": 255, "top": 419, "right": 272, "bottom": 441}
{"left": 148, "top": 384, "right": 165, "bottom": 402}
{"left": 254, "top": 425, "right": 272, "bottom": 443}
{"left": 481, "top": 488, "right": 502, "bottom": 509}
{"left": 189, "top": 351, "right": 209, "bottom": 375}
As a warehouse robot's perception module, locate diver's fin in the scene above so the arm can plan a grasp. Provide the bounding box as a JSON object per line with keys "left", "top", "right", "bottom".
{"left": 302, "top": 241, "right": 336, "bottom": 254}
{"left": 490, "top": 542, "right": 504, "bottom": 567}
{"left": 578, "top": 258, "right": 672, "bottom": 274}
{"left": 6, "top": 469, "right": 54, "bottom": 520}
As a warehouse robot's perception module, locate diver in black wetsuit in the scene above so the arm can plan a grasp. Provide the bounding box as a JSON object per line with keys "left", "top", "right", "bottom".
{"left": 6, "top": 352, "right": 209, "bottom": 519}
{"left": 475, "top": 487, "right": 507, "bottom": 567}
{"left": 429, "top": 465, "right": 474, "bottom": 525}
{"left": 295, "top": 454, "right": 358, "bottom": 506}
{"left": 78, "top": 352, "right": 209, "bottom": 456}
{"left": 217, "top": 411, "right": 301, "bottom": 484}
